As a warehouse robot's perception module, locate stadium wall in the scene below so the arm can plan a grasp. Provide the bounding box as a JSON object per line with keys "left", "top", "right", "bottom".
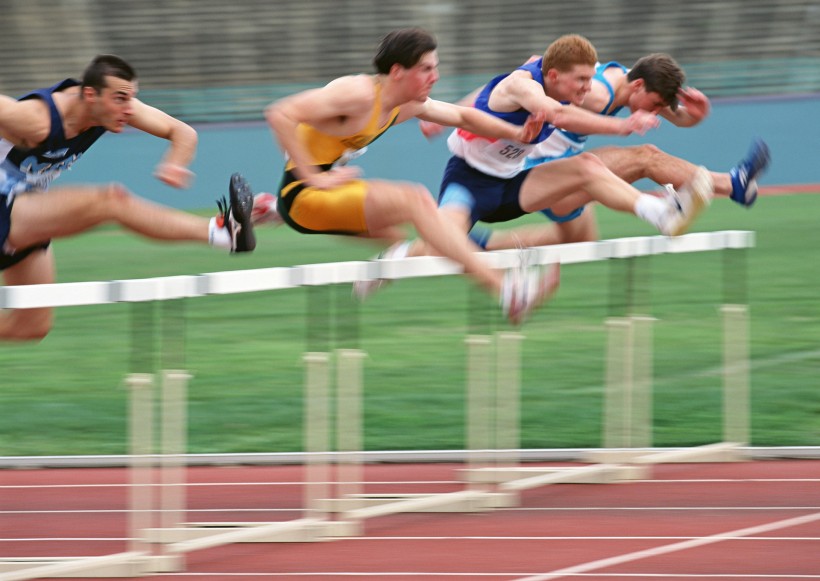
{"left": 59, "top": 93, "right": 820, "bottom": 210}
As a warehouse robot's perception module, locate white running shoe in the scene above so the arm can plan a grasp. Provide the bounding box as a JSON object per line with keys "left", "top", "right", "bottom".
{"left": 251, "top": 192, "right": 284, "bottom": 226}
{"left": 352, "top": 241, "right": 411, "bottom": 301}
{"left": 659, "top": 166, "right": 714, "bottom": 237}
{"left": 500, "top": 262, "right": 561, "bottom": 326}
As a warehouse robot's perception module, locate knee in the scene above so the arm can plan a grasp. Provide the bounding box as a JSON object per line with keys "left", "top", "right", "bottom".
{"left": 98, "top": 182, "right": 133, "bottom": 210}
{"left": 1, "top": 308, "right": 53, "bottom": 342}
{"left": 401, "top": 184, "right": 437, "bottom": 215}
{"left": 574, "top": 152, "right": 609, "bottom": 179}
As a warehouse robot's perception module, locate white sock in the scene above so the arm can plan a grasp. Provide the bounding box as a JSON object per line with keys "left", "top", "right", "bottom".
{"left": 209, "top": 217, "right": 232, "bottom": 250}
{"left": 634, "top": 194, "right": 669, "bottom": 230}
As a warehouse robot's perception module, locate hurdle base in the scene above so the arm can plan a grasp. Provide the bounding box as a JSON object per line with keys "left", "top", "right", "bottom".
{"left": 317, "top": 489, "right": 517, "bottom": 519}
{"left": 0, "top": 552, "right": 174, "bottom": 579}
{"left": 143, "top": 518, "right": 357, "bottom": 546}
{"left": 582, "top": 442, "right": 746, "bottom": 465}
{"left": 460, "top": 464, "right": 648, "bottom": 485}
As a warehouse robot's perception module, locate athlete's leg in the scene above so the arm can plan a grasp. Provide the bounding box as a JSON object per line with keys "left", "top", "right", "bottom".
{"left": 7, "top": 184, "right": 209, "bottom": 250}
{"left": 362, "top": 179, "right": 501, "bottom": 293}
{"left": 0, "top": 248, "right": 55, "bottom": 341}
{"left": 592, "top": 144, "right": 732, "bottom": 196}
{"left": 482, "top": 206, "right": 599, "bottom": 250}
{"left": 518, "top": 152, "right": 710, "bottom": 236}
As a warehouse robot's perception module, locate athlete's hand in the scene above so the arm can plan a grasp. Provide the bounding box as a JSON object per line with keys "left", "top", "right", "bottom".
{"left": 306, "top": 166, "right": 362, "bottom": 190}
{"left": 155, "top": 162, "right": 194, "bottom": 189}
{"left": 677, "top": 87, "right": 710, "bottom": 123}
{"left": 621, "top": 110, "right": 660, "bottom": 136}
{"left": 517, "top": 112, "right": 546, "bottom": 143}
{"left": 419, "top": 119, "right": 446, "bottom": 140}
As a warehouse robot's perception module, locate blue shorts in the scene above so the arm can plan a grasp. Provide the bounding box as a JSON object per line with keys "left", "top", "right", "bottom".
{"left": 0, "top": 194, "right": 50, "bottom": 271}
{"left": 438, "top": 156, "right": 584, "bottom": 228}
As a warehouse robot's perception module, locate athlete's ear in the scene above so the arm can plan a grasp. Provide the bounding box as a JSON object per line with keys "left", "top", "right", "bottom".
{"left": 631, "top": 78, "right": 645, "bottom": 93}
{"left": 388, "top": 63, "right": 404, "bottom": 80}
{"left": 81, "top": 85, "right": 99, "bottom": 101}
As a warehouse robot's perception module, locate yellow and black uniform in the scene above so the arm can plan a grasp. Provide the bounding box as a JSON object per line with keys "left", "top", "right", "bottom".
{"left": 278, "top": 80, "right": 400, "bottom": 235}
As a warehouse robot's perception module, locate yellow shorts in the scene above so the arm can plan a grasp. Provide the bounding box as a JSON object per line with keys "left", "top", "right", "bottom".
{"left": 279, "top": 170, "right": 368, "bottom": 235}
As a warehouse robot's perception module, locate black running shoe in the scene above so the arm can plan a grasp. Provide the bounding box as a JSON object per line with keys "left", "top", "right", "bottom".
{"left": 217, "top": 173, "right": 256, "bottom": 253}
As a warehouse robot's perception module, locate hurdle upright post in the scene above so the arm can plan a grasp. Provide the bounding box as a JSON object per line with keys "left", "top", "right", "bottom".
{"left": 721, "top": 242, "right": 751, "bottom": 446}
{"left": 465, "top": 334, "right": 493, "bottom": 491}
{"left": 494, "top": 331, "right": 524, "bottom": 468}
{"left": 126, "top": 373, "right": 155, "bottom": 556}
{"left": 335, "top": 348, "right": 366, "bottom": 505}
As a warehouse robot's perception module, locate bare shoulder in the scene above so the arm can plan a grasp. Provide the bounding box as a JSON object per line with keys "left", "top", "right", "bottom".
{"left": 324, "top": 74, "right": 375, "bottom": 104}
{"left": 0, "top": 95, "right": 51, "bottom": 146}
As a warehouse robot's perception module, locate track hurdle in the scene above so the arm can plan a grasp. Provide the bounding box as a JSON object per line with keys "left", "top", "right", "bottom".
{"left": 304, "top": 281, "right": 509, "bottom": 525}
{"left": 0, "top": 231, "right": 757, "bottom": 576}
{"left": 584, "top": 236, "right": 753, "bottom": 465}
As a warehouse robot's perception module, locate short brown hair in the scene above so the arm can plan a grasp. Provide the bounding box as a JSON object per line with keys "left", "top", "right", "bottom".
{"left": 373, "top": 28, "right": 437, "bottom": 74}
{"left": 81, "top": 54, "right": 136, "bottom": 93}
{"left": 627, "top": 53, "right": 685, "bottom": 111}
{"left": 541, "top": 34, "right": 598, "bottom": 78}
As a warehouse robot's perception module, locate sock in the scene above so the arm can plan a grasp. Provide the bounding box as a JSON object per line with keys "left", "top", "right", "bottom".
{"left": 469, "top": 226, "right": 492, "bottom": 250}
{"left": 634, "top": 193, "right": 669, "bottom": 230}
{"left": 209, "top": 217, "right": 232, "bottom": 250}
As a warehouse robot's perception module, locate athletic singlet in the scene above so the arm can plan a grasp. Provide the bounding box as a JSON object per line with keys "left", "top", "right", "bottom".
{"left": 0, "top": 79, "right": 106, "bottom": 198}
{"left": 526, "top": 61, "right": 628, "bottom": 166}
{"left": 283, "top": 77, "right": 400, "bottom": 173}
{"left": 446, "top": 58, "right": 558, "bottom": 179}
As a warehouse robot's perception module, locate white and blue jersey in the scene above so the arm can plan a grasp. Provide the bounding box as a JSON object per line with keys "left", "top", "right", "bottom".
{"left": 441, "top": 58, "right": 566, "bottom": 228}
{"left": 446, "top": 58, "right": 558, "bottom": 179}
{"left": 525, "top": 61, "right": 627, "bottom": 168}
{"left": 1, "top": 79, "right": 106, "bottom": 268}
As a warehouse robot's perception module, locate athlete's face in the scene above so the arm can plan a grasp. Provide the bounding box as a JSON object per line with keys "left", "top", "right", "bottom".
{"left": 548, "top": 64, "right": 594, "bottom": 105}
{"left": 88, "top": 76, "right": 137, "bottom": 132}
{"left": 402, "top": 51, "right": 440, "bottom": 102}
{"left": 628, "top": 82, "right": 668, "bottom": 114}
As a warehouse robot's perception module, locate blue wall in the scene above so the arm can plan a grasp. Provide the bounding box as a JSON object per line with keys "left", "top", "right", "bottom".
{"left": 60, "top": 94, "right": 820, "bottom": 210}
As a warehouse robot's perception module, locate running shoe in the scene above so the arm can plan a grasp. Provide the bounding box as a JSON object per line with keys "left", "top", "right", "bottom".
{"left": 217, "top": 173, "right": 257, "bottom": 253}
{"left": 501, "top": 261, "right": 561, "bottom": 326}
{"left": 352, "top": 241, "right": 411, "bottom": 300}
{"left": 659, "top": 166, "right": 713, "bottom": 237}
{"left": 729, "top": 138, "right": 771, "bottom": 207}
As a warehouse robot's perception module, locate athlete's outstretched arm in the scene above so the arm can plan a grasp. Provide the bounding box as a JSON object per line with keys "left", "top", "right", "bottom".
{"left": 413, "top": 98, "right": 543, "bottom": 143}
{"left": 128, "top": 99, "right": 198, "bottom": 188}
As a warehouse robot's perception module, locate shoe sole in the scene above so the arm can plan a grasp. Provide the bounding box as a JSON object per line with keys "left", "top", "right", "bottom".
{"left": 668, "top": 166, "right": 713, "bottom": 237}
{"left": 229, "top": 173, "right": 257, "bottom": 252}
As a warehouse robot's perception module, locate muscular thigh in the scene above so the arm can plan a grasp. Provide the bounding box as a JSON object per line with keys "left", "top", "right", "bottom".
{"left": 2, "top": 245, "right": 55, "bottom": 285}
{"left": 589, "top": 145, "right": 645, "bottom": 184}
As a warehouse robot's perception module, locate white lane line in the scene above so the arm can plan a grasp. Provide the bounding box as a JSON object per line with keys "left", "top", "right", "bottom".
{"left": 514, "top": 511, "right": 820, "bottom": 581}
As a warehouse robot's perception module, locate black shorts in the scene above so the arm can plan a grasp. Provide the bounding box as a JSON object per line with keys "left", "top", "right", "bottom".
{"left": 0, "top": 194, "right": 51, "bottom": 271}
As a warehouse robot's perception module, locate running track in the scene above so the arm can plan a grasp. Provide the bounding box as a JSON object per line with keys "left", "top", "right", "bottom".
{"left": 2, "top": 460, "right": 819, "bottom": 580}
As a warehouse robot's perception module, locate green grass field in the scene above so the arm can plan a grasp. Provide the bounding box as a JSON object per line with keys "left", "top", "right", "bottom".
{"left": 1, "top": 194, "right": 819, "bottom": 456}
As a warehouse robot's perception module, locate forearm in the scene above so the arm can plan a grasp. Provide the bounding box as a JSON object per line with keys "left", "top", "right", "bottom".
{"left": 457, "top": 107, "right": 521, "bottom": 140}
{"left": 551, "top": 105, "right": 625, "bottom": 136}
{"left": 160, "top": 123, "right": 198, "bottom": 167}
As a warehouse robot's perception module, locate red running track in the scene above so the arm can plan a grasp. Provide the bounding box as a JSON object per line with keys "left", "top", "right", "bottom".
{"left": 1, "top": 460, "right": 819, "bottom": 580}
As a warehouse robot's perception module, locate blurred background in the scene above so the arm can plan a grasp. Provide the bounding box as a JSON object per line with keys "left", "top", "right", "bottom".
{"left": 2, "top": 0, "right": 820, "bottom": 121}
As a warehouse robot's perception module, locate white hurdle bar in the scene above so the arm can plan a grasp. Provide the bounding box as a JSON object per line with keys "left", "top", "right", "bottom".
{"left": 0, "top": 232, "right": 755, "bottom": 310}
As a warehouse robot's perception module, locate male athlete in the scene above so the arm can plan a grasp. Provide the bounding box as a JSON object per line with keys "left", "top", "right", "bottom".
{"left": 0, "top": 54, "right": 255, "bottom": 341}
{"left": 343, "top": 35, "right": 713, "bottom": 299}
{"left": 418, "top": 52, "right": 770, "bottom": 250}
